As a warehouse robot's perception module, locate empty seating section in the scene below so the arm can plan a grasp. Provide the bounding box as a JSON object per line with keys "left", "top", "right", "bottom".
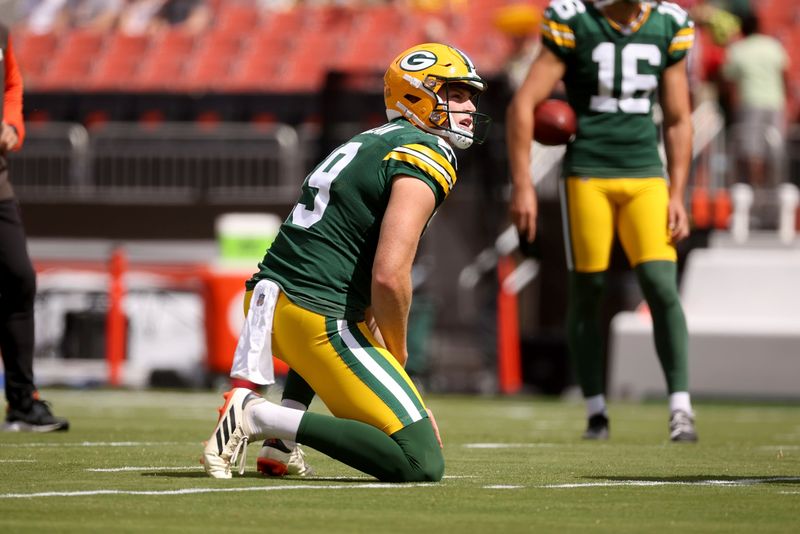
{"left": 11, "top": 2, "right": 521, "bottom": 94}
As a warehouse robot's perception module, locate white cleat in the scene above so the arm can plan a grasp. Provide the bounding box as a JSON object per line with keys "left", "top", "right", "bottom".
{"left": 257, "top": 439, "right": 315, "bottom": 477}
{"left": 203, "top": 388, "right": 266, "bottom": 479}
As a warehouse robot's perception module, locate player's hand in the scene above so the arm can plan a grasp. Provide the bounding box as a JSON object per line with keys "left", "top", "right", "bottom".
{"left": 668, "top": 196, "right": 690, "bottom": 242}
{"left": 510, "top": 183, "right": 538, "bottom": 244}
{"left": 0, "top": 123, "right": 19, "bottom": 152}
{"left": 426, "top": 408, "right": 443, "bottom": 448}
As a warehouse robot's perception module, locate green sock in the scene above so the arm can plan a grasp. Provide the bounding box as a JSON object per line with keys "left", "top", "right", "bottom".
{"left": 297, "top": 412, "right": 443, "bottom": 482}
{"left": 634, "top": 261, "right": 689, "bottom": 393}
{"left": 566, "top": 271, "right": 607, "bottom": 397}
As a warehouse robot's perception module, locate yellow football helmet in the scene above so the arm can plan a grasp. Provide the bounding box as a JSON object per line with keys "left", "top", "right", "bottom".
{"left": 384, "top": 43, "right": 490, "bottom": 149}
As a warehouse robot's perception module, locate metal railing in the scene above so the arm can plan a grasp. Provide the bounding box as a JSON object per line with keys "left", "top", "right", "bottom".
{"left": 9, "top": 122, "right": 307, "bottom": 204}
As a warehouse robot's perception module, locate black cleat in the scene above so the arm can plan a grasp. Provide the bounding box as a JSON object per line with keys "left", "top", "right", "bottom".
{"left": 4, "top": 399, "right": 70, "bottom": 432}
{"left": 582, "top": 413, "right": 609, "bottom": 440}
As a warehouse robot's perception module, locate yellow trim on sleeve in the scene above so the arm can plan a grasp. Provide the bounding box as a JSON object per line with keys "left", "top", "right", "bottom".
{"left": 384, "top": 143, "right": 456, "bottom": 195}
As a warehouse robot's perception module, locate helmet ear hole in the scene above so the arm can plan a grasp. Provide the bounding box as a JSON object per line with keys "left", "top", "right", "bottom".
{"left": 405, "top": 94, "right": 421, "bottom": 104}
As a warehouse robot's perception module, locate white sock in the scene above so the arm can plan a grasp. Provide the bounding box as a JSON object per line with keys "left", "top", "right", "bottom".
{"left": 278, "top": 399, "right": 308, "bottom": 448}
{"left": 669, "top": 392, "right": 693, "bottom": 415}
{"left": 245, "top": 401, "right": 304, "bottom": 442}
{"left": 586, "top": 394, "right": 607, "bottom": 418}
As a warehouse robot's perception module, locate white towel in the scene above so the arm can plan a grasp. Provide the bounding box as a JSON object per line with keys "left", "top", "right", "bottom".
{"left": 229, "top": 279, "right": 279, "bottom": 385}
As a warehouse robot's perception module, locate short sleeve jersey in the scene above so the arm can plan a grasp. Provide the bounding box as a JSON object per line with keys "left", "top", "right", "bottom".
{"left": 541, "top": 0, "right": 694, "bottom": 178}
{"left": 248, "top": 118, "right": 458, "bottom": 321}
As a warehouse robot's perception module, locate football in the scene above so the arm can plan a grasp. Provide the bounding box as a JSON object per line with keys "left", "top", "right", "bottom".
{"left": 533, "top": 99, "right": 576, "bottom": 146}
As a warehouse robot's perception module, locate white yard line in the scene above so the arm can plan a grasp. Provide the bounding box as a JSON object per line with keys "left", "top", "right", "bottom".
{"left": 463, "top": 443, "right": 559, "bottom": 449}
{"left": 1, "top": 441, "right": 192, "bottom": 448}
{"left": 87, "top": 466, "right": 203, "bottom": 472}
{"left": 0, "top": 483, "right": 435, "bottom": 499}
{"left": 542, "top": 477, "right": 800, "bottom": 489}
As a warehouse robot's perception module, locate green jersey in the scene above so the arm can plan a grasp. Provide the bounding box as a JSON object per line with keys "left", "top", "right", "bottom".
{"left": 248, "top": 118, "right": 458, "bottom": 320}
{"left": 541, "top": 0, "right": 694, "bottom": 177}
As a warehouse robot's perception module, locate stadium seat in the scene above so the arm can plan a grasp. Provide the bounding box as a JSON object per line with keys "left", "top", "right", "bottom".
{"left": 155, "top": 27, "right": 197, "bottom": 57}
{"left": 59, "top": 29, "right": 106, "bottom": 57}
{"left": 216, "top": 3, "right": 262, "bottom": 34}
{"left": 227, "top": 49, "right": 285, "bottom": 92}
{"left": 36, "top": 54, "right": 95, "bottom": 90}
{"left": 136, "top": 52, "right": 191, "bottom": 91}
{"left": 12, "top": 30, "right": 59, "bottom": 87}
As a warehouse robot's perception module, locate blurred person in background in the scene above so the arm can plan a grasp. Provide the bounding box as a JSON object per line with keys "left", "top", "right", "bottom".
{"left": 506, "top": 0, "right": 698, "bottom": 442}
{"left": 201, "top": 43, "right": 490, "bottom": 481}
{"left": 151, "top": 0, "right": 210, "bottom": 35}
{"left": 1, "top": 22, "right": 69, "bottom": 432}
{"left": 720, "top": 12, "right": 790, "bottom": 190}
{"left": 493, "top": 3, "right": 542, "bottom": 92}
{"left": 17, "top": 0, "right": 71, "bottom": 34}
{"left": 71, "top": 0, "right": 125, "bottom": 32}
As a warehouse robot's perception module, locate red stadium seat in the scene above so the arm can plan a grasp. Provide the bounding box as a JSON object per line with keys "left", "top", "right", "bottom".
{"left": 216, "top": 3, "right": 262, "bottom": 34}
{"left": 12, "top": 30, "right": 59, "bottom": 86}
{"left": 85, "top": 34, "right": 151, "bottom": 90}
{"left": 36, "top": 54, "right": 95, "bottom": 90}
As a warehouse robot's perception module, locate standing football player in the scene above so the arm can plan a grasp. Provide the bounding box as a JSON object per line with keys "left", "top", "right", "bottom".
{"left": 506, "top": 0, "right": 698, "bottom": 442}
{"left": 202, "top": 43, "right": 491, "bottom": 480}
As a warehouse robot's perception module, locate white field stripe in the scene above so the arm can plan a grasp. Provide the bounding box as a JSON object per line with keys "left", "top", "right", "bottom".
{"left": 338, "top": 320, "right": 423, "bottom": 424}
{"left": 0, "top": 483, "right": 435, "bottom": 499}
{"left": 484, "top": 485, "right": 524, "bottom": 489}
{"left": 87, "top": 466, "right": 203, "bottom": 472}
{"left": 0, "top": 459, "right": 36, "bottom": 463}
{"left": 1, "top": 441, "right": 190, "bottom": 448}
{"left": 543, "top": 477, "right": 800, "bottom": 489}
{"left": 464, "top": 443, "right": 559, "bottom": 449}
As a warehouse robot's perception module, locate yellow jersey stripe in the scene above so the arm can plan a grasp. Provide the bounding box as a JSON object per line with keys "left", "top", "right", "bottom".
{"left": 542, "top": 24, "right": 576, "bottom": 49}
{"left": 669, "top": 32, "right": 695, "bottom": 53}
{"left": 384, "top": 145, "right": 456, "bottom": 195}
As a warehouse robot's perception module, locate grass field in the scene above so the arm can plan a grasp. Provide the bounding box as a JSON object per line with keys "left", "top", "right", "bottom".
{"left": 1, "top": 389, "right": 798, "bottom": 533}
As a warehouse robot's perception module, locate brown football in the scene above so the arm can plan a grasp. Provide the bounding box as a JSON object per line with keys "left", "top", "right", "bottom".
{"left": 533, "top": 99, "right": 576, "bottom": 146}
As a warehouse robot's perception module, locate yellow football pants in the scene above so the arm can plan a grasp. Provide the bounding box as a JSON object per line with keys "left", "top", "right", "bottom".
{"left": 559, "top": 177, "right": 677, "bottom": 272}
{"left": 244, "top": 290, "right": 427, "bottom": 436}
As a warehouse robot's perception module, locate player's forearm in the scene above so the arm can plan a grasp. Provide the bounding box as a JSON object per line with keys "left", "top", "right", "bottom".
{"left": 506, "top": 100, "right": 535, "bottom": 191}
{"left": 3, "top": 37, "right": 25, "bottom": 149}
{"left": 664, "top": 117, "right": 692, "bottom": 198}
{"left": 370, "top": 274, "right": 411, "bottom": 367}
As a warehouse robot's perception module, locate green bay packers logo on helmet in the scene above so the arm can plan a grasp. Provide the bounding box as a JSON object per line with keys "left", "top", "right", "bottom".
{"left": 400, "top": 51, "right": 438, "bottom": 72}
{"left": 385, "top": 42, "right": 491, "bottom": 149}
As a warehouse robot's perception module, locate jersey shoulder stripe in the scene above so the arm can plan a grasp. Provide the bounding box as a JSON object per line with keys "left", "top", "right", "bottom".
{"left": 542, "top": 18, "right": 576, "bottom": 49}
{"left": 668, "top": 26, "right": 695, "bottom": 54}
{"left": 384, "top": 143, "right": 457, "bottom": 195}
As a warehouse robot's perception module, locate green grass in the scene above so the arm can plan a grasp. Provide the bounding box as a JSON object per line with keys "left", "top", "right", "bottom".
{"left": 1, "top": 389, "right": 798, "bottom": 533}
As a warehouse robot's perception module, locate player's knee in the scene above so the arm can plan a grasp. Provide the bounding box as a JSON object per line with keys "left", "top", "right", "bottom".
{"left": 418, "top": 454, "right": 445, "bottom": 482}
{"left": 387, "top": 453, "right": 443, "bottom": 483}
{"left": 0, "top": 261, "right": 36, "bottom": 308}
{"left": 636, "top": 263, "right": 680, "bottom": 309}
{"left": 569, "top": 271, "right": 606, "bottom": 309}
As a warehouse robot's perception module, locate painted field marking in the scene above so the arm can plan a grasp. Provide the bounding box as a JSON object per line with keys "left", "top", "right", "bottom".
{"left": 0, "top": 459, "right": 36, "bottom": 463}
{"left": 484, "top": 485, "right": 525, "bottom": 489}
{"left": 463, "top": 443, "right": 559, "bottom": 449}
{"left": 87, "top": 466, "right": 203, "bottom": 472}
{"left": 2, "top": 441, "right": 192, "bottom": 448}
{"left": 542, "top": 477, "right": 800, "bottom": 488}
{"left": 0, "top": 483, "right": 435, "bottom": 499}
